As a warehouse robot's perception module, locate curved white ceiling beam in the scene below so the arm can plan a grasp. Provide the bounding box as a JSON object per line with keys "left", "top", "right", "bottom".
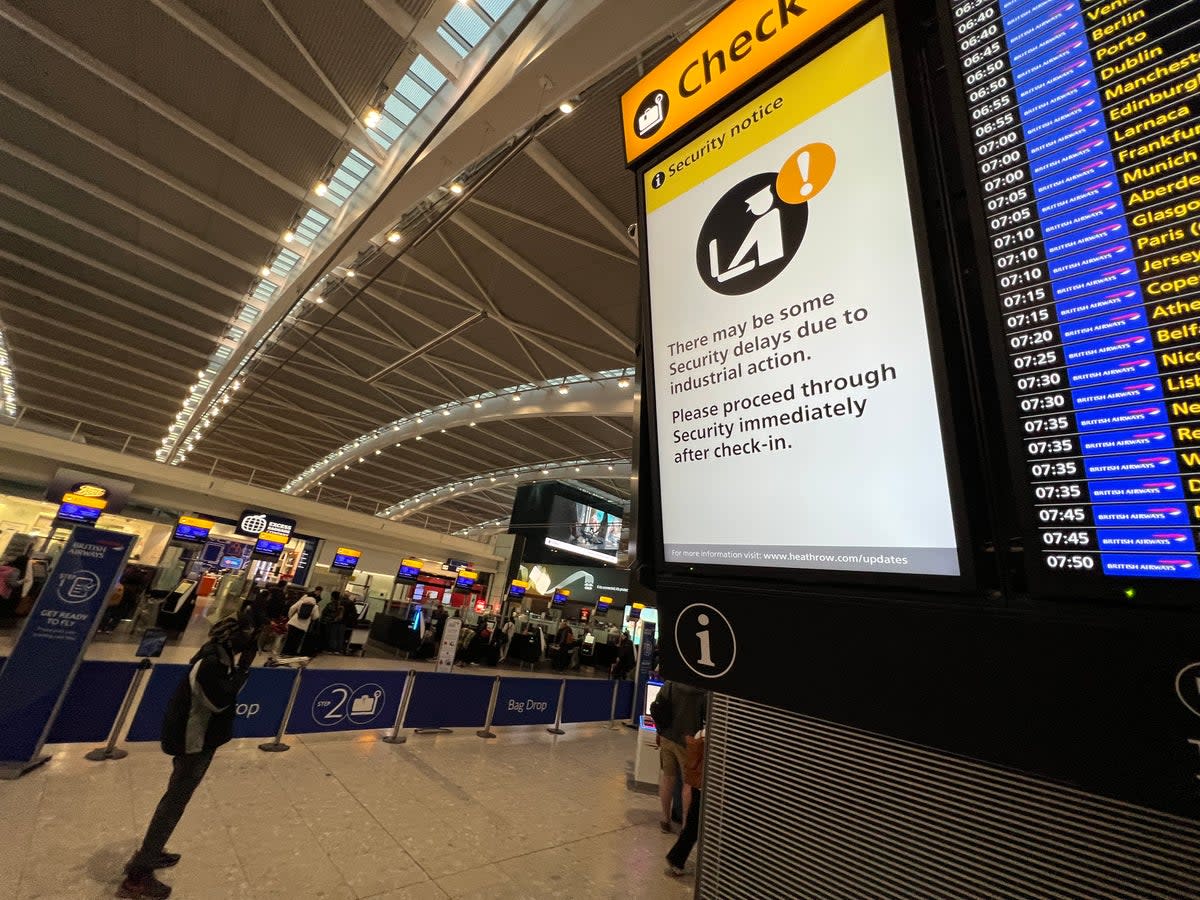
{"left": 381, "top": 457, "right": 632, "bottom": 521}
{"left": 283, "top": 370, "right": 635, "bottom": 495}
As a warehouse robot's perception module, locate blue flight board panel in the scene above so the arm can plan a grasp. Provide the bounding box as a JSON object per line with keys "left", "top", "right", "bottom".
{"left": 950, "top": 0, "right": 1200, "bottom": 583}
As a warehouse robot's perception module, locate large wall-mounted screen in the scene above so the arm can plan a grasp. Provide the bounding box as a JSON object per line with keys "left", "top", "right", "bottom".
{"left": 949, "top": 0, "right": 1200, "bottom": 588}
{"left": 544, "top": 495, "right": 622, "bottom": 564}
{"left": 643, "top": 17, "right": 962, "bottom": 579}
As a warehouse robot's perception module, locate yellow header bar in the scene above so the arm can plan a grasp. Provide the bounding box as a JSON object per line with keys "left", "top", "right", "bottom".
{"left": 62, "top": 492, "right": 107, "bottom": 510}
{"left": 644, "top": 16, "right": 889, "bottom": 214}
{"left": 336, "top": 547, "right": 362, "bottom": 559}
{"left": 511, "top": 579, "right": 530, "bottom": 589}
{"left": 402, "top": 558, "right": 423, "bottom": 569}
{"left": 178, "top": 516, "right": 214, "bottom": 529}
{"left": 558, "top": 588, "right": 572, "bottom": 596}
{"left": 258, "top": 532, "right": 289, "bottom": 544}
{"left": 458, "top": 570, "right": 478, "bottom": 581}
{"left": 621, "top": 0, "right": 865, "bottom": 164}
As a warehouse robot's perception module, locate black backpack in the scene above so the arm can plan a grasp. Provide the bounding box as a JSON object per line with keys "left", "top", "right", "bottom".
{"left": 650, "top": 683, "right": 674, "bottom": 730}
{"left": 297, "top": 599, "right": 314, "bottom": 621}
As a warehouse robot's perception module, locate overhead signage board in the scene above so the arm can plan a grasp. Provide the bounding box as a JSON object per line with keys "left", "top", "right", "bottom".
{"left": 946, "top": 0, "right": 1200, "bottom": 601}
{"left": 620, "top": 0, "right": 866, "bottom": 164}
{"left": 236, "top": 510, "right": 296, "bottom": 541}
{"left": 455, "top": 570, "right": 478, "bottom": 589}
{"left": 398, "top": 559, "right": 423, "bottom": 580}
{"left": 642, "top": 16, "right": 963, "bottom": 580}
{"left": 44, "top": 468, "right": 133, "bottom": 515}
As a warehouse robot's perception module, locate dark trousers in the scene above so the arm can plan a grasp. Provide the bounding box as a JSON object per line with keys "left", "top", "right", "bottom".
{"left": 283, "top": 625, "right": 306, "bottom": 655}
{"left": 667, "top": 787, "right": 701, "bottom": 870}
{"left": 128, "top": 750, "right": 215, "bottom": 875}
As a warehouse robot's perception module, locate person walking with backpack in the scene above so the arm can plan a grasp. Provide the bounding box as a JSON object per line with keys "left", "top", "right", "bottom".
{"left": 283, "top": 586, "right": 321, "bottom": 655}
{"left": 117, "top": 616, "right": 255, "bottom": 898}
{"left": 650, "top": 680, "right": 706, "bottom": 834}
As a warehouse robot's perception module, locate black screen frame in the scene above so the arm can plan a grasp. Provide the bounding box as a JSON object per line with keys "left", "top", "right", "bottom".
{"left": 634, "top": 2, "right": 981, "bottom": 595}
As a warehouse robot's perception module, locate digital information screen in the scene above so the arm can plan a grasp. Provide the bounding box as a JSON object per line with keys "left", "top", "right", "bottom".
{"left": 330, "top": 547, "right": 361, "bottom": 572}
{"left": 644, "top": 17, "right": 961, "bottom": 577}
{"left": 254, "top": 534, "right": 287, "bottom": 556}
{"left": 397, "top": 559, "right": 422, "bottom": 580}
{"left": 173, "top": 516, "right": 213, "bottom": 544}
{"left": 950, "top": 0, "right": 1200, "bottom": 582}
{"left": 55, "top": 499, "right": 103, "bottom": 525}
{"left": 455, "top": 570, "right": 478, "bottom": 589}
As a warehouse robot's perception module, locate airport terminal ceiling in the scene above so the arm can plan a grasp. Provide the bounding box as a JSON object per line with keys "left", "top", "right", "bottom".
{"left": 0, "top": 0, "right": 723, "bottom": 534}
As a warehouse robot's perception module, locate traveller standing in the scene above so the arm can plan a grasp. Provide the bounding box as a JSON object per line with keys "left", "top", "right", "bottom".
{"left": 611, "top": 631, "right": 636, "bottom": 680}
{"left": 665, "top": 727, "right": 706, "bottom": 877}
{"left": 322, "top": 590, "right": 346, "bottom": 654}
{"left": 283, "top": 586, "right": 321, "bottom": 655}
{"left": 651, "top": 680, "right": 706, "bottom": 834}
{"left": 118, "top": 617, "right": 255, "bottom": 899}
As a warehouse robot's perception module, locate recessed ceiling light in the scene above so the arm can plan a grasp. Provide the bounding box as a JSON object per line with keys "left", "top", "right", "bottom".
{"left": 449, "top": 180, "right": 465, "bottom": 195}
{"left": 618, "top": 379, "right": 630, "bottom": 388}
{"left": 314, "top": 180, "right": 328, "bottom": 197}
{"left": 363, "top": 107, "right": 382, "bottom": 128}
{"left": 558, "top": 99, "right": 576, "bottom": 114}
{"left": 283, "top": 229, "right": 295, "bottom": 243}
{"left": 387, "top": 230, "right": 401, "bottom": 243}
{"left": 558, "top": 386, "right": 569, "bottom": 395}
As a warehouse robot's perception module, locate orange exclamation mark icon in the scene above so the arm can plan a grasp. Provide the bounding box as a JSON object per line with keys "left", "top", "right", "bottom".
{"left": 776, "top": 142, "right": 836, "bottom": 205}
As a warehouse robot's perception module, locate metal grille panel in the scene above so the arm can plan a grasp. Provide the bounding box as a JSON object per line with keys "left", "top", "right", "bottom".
{"left": 700, "top": 694, "right": 1200, "bottom": 899}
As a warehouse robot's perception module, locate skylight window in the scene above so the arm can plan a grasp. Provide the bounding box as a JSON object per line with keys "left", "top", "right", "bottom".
{"left": 438, "top": 3, "right": 488, "bottom": 56}
{"left": 366, "top": 54, "right": 448, "bottom": 151}
{"left": 477, "top": 0, "right": 516, "bottom": 21}
{"left": 270, "top": 248, "right": 301, "bottom": 277}
{"left": 325, "top": 149, "right": 375, "bottom": 207}
{"left": 292, "top": 208, "right": 331, "bottom": 247}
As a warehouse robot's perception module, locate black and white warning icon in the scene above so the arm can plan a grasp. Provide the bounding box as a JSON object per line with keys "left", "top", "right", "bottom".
{"left": 674, "top": 603, "right": 736, "bottom": 679}
{"left": 696, "top": 172, "right": 808, "bottom": 296}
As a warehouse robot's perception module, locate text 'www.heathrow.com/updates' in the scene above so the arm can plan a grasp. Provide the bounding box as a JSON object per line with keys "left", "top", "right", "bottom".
{"left": 676, "top": 549, "right": 912, "bottom": 567}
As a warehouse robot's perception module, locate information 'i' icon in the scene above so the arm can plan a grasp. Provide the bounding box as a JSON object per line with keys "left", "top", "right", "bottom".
{"left": 696, "top": 614, "right": 715, "bottom": 667}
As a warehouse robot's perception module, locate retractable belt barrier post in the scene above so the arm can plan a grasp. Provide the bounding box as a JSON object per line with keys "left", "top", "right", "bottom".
{"left": 606, "top": 680, "right": 620, "bottom": 730}
{"left": 258, "top": 661, "right": 307, "bottom": 753}
{"left": 546, "top": 679, "right": 567, "bottom": 736}
{"left": 476, "top": 677, "right": 501, "bottom": 740}
{"left": 85, "top": 657, "right": 151, "bottom": 762}
{"left": 383, "top": 670, "right": 416, "bottom": 745}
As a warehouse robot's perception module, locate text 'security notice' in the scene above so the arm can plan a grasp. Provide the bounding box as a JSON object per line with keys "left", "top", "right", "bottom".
{"left": 643, "top": 17, "right": 961, "bottom": 577}
{"left": 951, "top": 0, "right": 1200, "bottom": 583}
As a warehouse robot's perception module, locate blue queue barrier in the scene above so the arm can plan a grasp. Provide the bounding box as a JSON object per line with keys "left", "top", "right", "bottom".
{"left": 403, "top": 672, "right": 492, "bottom": 729}
{"left": 562, "top": 678, "right": 634, "bottom": 723}
{"left": 0, "top": 657, "right": 139, "bottom": 745}
{"left": 492, "top": 677, "right": 561, "bottom": 727}
{"left": 287, "top": 669, "right": 408, "bottom": 734}
{"left": 127, "top": 664, "right": 296, "bottom": 742}
{"left": 48, "top": 661, "right": 140, "bottom": 744}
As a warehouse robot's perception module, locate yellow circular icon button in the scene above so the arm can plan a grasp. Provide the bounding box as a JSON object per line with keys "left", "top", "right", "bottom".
{"left": 776, "top": 142, "right": 836, "bottom": 205}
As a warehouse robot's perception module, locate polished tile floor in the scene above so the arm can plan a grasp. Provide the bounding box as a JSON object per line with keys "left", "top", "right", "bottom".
{"left": 0, "top": 724, "right": 694, "bottom": 899}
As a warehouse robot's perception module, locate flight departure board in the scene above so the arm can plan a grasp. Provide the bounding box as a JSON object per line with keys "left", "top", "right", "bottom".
{"left": 950, "top": 0, "right": 1200, "bottom": 587}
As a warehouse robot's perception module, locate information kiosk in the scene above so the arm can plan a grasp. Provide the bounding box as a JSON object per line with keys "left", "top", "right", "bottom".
{"left": 626, "top": 0, "right": 1200, "bottom": 880}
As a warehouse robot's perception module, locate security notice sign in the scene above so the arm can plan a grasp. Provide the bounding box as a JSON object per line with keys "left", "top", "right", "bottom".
{"left": 644, "top": 17, "right": 961, "bottom": 578}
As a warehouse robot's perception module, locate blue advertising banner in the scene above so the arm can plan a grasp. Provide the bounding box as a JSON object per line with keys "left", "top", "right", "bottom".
{"left": 0, "top": 527, "right": 133, "bottom": 772}
{"left": 47, "top": 661, "right": 139, "bottom": 744}
{"left": 287, "top": 669, "right": 408, "bottom": 734}
{"left": 126, "top": 664, "right": 296, "bottom": 742}
{"left": 632, "top": 622, "right": 656, "bottom": 727}
{"left": 492, "top": 677, "right": 560, "bottom": 726}
{"left": 404, "top": 672, "right": 492, "bottom": 729}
